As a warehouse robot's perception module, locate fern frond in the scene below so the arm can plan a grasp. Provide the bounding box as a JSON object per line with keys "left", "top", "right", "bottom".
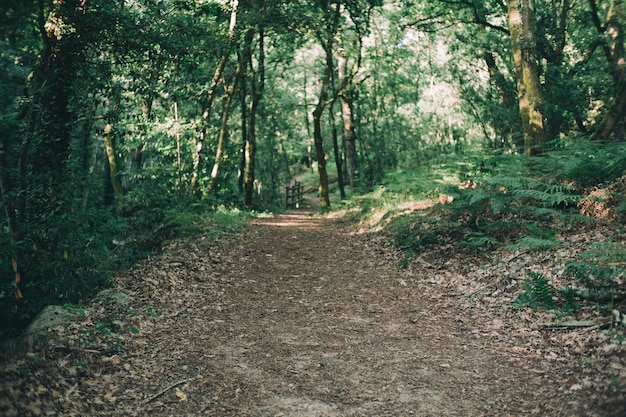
{"left": 514, "top": 272, "right": 556, "bottom": 309}
{"left": 513, "top": 189, "right": 579, "bottom": 206}
{"left": 482, "top": 176, "right": 527, "bottom": 190}
{"left": 463, "top": 232, "right": 499, "bottom": 248}
{"left": 506, "top": 236, "right": 561, "bottom": 251}
{"left": 468, "top": 190, "right": 492, "bottom": 206}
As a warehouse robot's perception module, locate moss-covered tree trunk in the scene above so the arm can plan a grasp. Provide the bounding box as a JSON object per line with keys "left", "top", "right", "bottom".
{"left": 507, "top": 0, "right": 546, "bottom": 155}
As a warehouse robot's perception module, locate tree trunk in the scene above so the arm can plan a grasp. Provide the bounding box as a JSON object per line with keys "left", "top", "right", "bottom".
{"left": 484, "top": 51, "right": 513, "bottom": 107}
{"left": 507, "top": 0, "right": 546, "bottom": 155}
{"left": 18, "top": 0, "right": 85, "bottom": 222}
{"left": 312, "top": 105, "right": 331, "bottom": 209}
{"left": 192, "top": 0, "right": 239, "bottom": 191}
{"left": 80, "top": 133, "right": 101, "bottom": 212}
{"left": 591, "top": 0, "right": 626, "bottom": 140}
{"left": 337, "top": 44, "right": 358, "bottom": 188}
{"left": 329, "top": 102, "right": 346, "bottom": 199}
{"left": 102, "top": 123, "right": 124, "bottom": 202}
{"left": 591, "top": 84, "right": 626, "bottom": 140}
{"left": 0, "top": 136, "right": 18, "bottom": 235}
{"left": 238, "top": 65, "right": 248, "bottom": 194}
{"left": 312, "top": 51, "right": 332, "bottom": 210}
{"left": 312, "top": 33, "right": 337, "bottom": 209}
{"left": 207, "top": 70, "right": 240, "bottom": 195}
{"left": 243, "top": 28, "right": 265, "bottom": 208}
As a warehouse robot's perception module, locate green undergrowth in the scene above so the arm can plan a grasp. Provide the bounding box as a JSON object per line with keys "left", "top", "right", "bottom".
{"left": 0, "top": 204, "right": 251, "bottom": 340}
{"left": 352, "top": 137, "right": 625, "bottom": 313}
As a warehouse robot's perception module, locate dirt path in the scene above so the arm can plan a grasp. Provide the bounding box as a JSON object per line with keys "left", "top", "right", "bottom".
{"left": 1, "top": 211, "right": 623, "bottom": 416}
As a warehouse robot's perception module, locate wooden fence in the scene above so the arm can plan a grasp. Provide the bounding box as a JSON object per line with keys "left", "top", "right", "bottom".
{"left": 285, "top": 181, "right": 303, "bottom": 209}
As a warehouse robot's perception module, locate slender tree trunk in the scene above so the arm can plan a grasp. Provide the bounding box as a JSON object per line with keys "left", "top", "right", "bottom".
{"left": 192, "top": 0, "right": 239, "bottom": 191}
{"left": 193, "top": 55, "right": 228, "bottom": 191}
{"left": 80, "top": 131, "right": 101, "bottom": 212}
{"left": 207, "top": 71, "right": 240, "bottom": 195}
{"left": 312, "top": 105, "right": 331, "bottom": 209}
{"left": 507, "top": 0, "right": 546, "bottom": 155}
{"left": 592, "top": 84, "right": 626, "bottom": 140}
{"left": 312, "top": 36, "right": 336, "bottom": 209}
{"left": 0, "top": 136, "right": 18, "bottom": 235}
{"left": 484, "top": 51, "right": 513, "bottom": 107}
{"left": 329, "top": 102, "right": 346, "bottom": 199}
{"left": 238, "top": 65, "right": 248, "bottom": 194}
{"left": 312, "top": 50, "right": 332, "bottom": 209}
{"left": 337, "top": 44, "right": 358, "bottom": 188}
{"left": 591, "top": 0, "right": 626, "bottom": 140}
{"left": 303, "top": 70, "right": 314, "bottom": 173}
{"left": 243, "top": 28, "right": 265, "bottom": 208}
{"left": 102, "top": 123, "right": 124, "bottom": 202}
{"left": 310, "top": 2, "right": 342, "bottom": 209}
{"left": 243, "top": 105, "right": 257, "bottom": 207}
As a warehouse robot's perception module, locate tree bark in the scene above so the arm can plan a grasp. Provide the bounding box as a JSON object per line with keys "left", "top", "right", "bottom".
{"left": 312, "top": 26, "right": 338, "bottom": 209}
{"left": 507, "top": 0, "right": 546, "bottom": 155}
{"left": 102, "top": 123, "right": 124, "bottom": 202}
{"left": 591, "top": 0, "right": 626, "bottom": 140}
{"left": 591, "top": 83, "right": 626, "bottom": 140}
{"left": 337, "top": 50, "right": 357, "bottom": 189}
{"left": 243, "top": 28, "right": 265, "bottom": 208}
{"left": 312, "top": 102, "right": 331, "bottom": 209}
{"left": 207, "top": 67, "right": 241, "bottom": 195}
{"left": 192, "top": 0, "right": 240, "bottom": 191}
{"left": 329, "top": 101, "right": 346, "bottom": 199}
{"left": 0, "top": 136, "right": 18, "bottom": 235}
{"left": 483, "top": 51, "right": 513, "bottom": 108}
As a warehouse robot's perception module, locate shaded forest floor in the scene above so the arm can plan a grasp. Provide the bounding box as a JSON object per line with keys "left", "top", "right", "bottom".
{"left": 1, "top": 204, "right": 625, "bottom": 416}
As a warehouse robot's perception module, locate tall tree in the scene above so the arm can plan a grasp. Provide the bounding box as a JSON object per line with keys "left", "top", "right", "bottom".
{"left": 590, "top": 0, "right": 626, "bottom": 140}
{"left": 192, "top": 0, "right": 240, "bottom": 190}
{"left": 207, "top": 64, "right": 242, "bottom": 194}
{"left": 507, "top": 0, "right": 546, "bottom": 155}
{"left": 311, "top": 1, "right": 341, "bottom": 209}
{"left": 337, "top": 30, "right": 359, "bottom": 189}
{"left": 242, "top": 27, "right": 266, "bottom": 208}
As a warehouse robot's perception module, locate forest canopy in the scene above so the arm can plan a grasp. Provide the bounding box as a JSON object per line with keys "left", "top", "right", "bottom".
{"left": 1, "top": 0, "right": 625, "bottom": 335}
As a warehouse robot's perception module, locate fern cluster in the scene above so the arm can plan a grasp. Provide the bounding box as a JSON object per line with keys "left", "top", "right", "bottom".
{"left": 444, "top": 171, "right": 584, "bottom": 250}
{"left": 514, "top": 272, "right": 556, "bottom": 310}
{"left": 565, "top": 242, "right": 626, "bottom": 293}
{"left": 440, "top": 137, "right": 626, "bottom": 250}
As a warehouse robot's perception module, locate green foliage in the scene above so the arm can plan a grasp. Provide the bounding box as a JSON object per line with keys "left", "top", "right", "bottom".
{"left": 560, "top": 143, "right": 626, "bottom": 187}
{"left": 565, "top": 242, "right": 626, "bottom": 294}
{"left": 505, "top": 236, "right": 561, "bottom": 252}
{"left": 385, "top": 213, "right": 462, "bottom": 262}
{"left": 1, "top": 0, "right": 625, "bottom": 345}
{"left": 436, "top": 142, "right": 625, "bottom": 250}
{"left": 514, "top": 272, "right": 556, "bottom": 310}
{"left": 559, "top": 286, "right": 582, "bottom": 314}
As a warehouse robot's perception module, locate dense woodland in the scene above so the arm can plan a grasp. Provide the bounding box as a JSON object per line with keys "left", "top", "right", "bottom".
{"left": 1, "top": 0, "right": 625, "bottom": 338}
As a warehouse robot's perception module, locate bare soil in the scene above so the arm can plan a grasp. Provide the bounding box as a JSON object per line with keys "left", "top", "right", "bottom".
{"left": 1, "top": 208, "right": 625, "bottom": 416}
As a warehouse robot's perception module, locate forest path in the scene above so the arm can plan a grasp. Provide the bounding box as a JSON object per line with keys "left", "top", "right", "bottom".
{"left": 0, "top": 210, "right": 611, "bottom": 416}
